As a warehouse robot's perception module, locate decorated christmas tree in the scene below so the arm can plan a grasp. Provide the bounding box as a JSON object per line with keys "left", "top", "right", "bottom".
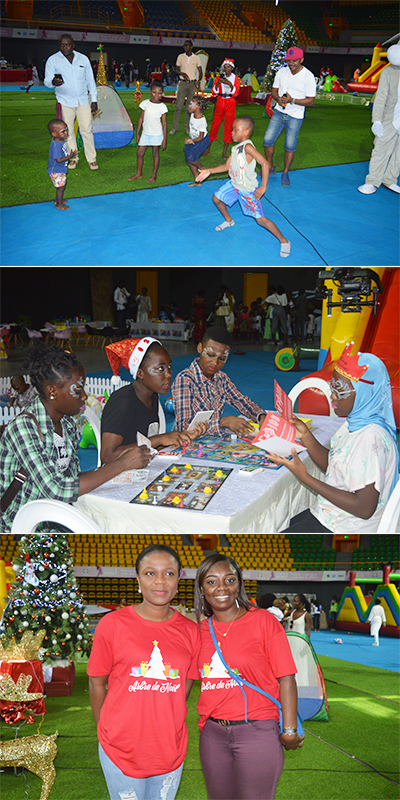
{"left": 0, "top": 534, "right": 91, "bottom": 664}
{"left": 259, "top": 19, "right": 299, "bottom": 93}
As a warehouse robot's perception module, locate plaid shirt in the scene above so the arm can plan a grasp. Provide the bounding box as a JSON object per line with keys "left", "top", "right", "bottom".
{"left": 0, "top": 395, "right": 80, "bottom": 531}
{"left": 171, "top": 358, "right": 265, "bottom": 435}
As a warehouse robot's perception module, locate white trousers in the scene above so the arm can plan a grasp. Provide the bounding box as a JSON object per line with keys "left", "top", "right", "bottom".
{"left": 61, "top": 103, "right": 96, "bottom": 164}
{"left": 366, "top": 121, "right": 400, "bottom": 187}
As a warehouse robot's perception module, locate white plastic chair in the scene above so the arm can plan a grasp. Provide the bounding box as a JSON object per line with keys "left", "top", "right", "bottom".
{"left": 288, "top": 377, "right": 335, "bottom": 417}
{"left": 77, "top": 405, "right": 102, "bottom": 467}
{"left": 11, "top": 499, "right": 103, "bottom": 533}
{"left": 377, "top": 480, "right": 400, "bottom": 532}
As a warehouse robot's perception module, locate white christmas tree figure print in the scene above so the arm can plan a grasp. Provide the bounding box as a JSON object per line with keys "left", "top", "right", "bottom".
{"left": 208, "top": 647, "right": 230, "bottom": 678}
{"left": 146, "top": 640, "right": 168, "bottom": 679}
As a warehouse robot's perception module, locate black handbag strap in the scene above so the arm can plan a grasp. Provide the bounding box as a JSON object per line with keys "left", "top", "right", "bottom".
{"left": 0, "top": 411, "right": 43, "bottom": 514}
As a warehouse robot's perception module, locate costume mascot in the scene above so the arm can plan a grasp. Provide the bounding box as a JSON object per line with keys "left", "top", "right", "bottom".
{"left": 358, "top": 43, "right": 400, "bottom": 194}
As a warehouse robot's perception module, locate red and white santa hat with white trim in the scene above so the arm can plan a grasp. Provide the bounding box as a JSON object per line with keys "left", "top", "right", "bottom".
{"left": 222, "top": 58, "right": 235, "bottom": 67}
{"left": 105, "top": 337, "right": 161, "bottom": 384}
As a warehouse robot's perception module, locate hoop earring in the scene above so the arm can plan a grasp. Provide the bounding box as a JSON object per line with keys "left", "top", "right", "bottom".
{"left": 201, "top": 596, "right": 205, "bottom": 614}
{"left": 235, "top": 598, "right": 239, "bottom": 609}
{"left": 137, "top": 585, "right": 141, "bottom": 594}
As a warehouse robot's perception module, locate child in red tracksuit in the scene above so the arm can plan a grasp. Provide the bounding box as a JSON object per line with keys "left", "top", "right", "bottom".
{"left": 202, "top": 58, "right": 240, "bottom": 159}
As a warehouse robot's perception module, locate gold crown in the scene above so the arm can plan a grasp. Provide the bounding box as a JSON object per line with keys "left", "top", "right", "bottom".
{"left": 0, "top": 630, "right": 46, "bottom": 662}
{"left": 0, "top": 672, "right": 43, "bottom": 702}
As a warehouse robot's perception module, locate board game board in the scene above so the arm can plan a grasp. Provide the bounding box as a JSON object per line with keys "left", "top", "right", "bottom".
{"left": 130, "top": 463, "right": 232, "bottom": 511}
{"left": 168, "top": 435, "right": 284, "bottom": 469}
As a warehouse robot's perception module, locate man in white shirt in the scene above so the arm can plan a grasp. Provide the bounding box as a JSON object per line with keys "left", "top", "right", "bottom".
{"left": 44, "top": 34, "right": 98, "bottom": 170}
{"left": 114, "top": 279, "right": 131, "bottom": 330}
{"left": 263, "top": 47, "right": 316, "bottom": 186}
{"left": 170, "top": 39, "right": 202, "bottom": 136}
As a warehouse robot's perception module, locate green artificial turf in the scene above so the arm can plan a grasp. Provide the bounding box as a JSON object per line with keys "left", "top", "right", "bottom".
{"left": 1, "top": 657, "right": 398, "bottom": 800}
{"left": 0, "top": 90, "right": 374, "bottom": 208}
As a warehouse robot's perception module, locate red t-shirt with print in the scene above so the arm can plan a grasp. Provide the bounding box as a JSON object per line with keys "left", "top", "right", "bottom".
{"left": 196, "top": 608, "right": 296, "bottom": 731}
{"left": 87, "top": 606, "right": 200, "bottom": 777}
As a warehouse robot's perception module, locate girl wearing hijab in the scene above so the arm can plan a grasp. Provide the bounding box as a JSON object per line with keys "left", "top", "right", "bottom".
{"left": 268, "top": 344, "right": 398, "bottom": 532}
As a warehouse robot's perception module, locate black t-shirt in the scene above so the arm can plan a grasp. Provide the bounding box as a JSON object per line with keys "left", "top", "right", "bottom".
{"left": 101, "top": 384, "right": 159, "bottom": 445}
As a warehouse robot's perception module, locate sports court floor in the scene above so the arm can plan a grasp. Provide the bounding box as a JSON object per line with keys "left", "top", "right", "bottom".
{"left": 1, "top": 161, "right": 398, "bottom": 266}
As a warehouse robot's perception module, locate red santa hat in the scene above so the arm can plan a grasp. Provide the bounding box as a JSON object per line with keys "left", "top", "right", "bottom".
{"left": 222, "top": 58, "right": 235, "bottom": 67}
{"left": 105, "top": 337, "right": 161, "bottom": 384}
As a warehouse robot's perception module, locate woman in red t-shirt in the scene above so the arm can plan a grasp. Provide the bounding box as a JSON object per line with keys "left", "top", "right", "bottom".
{"left": 194, "top": 553, "right": 304, "bottom": 800}
{"left": 88, "top": 545, "right": 200, "bottom": 800}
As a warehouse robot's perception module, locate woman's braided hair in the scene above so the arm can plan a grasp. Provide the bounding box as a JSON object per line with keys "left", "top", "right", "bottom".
{"left": 25, "top": 342, "right": 83, "bottom": 399}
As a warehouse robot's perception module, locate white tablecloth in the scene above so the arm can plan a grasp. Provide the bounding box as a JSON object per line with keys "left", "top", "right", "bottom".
{"left": 129, "top": 321, "right": 191, "bottom": 341}
{"left": 74, "top": 416, "right": 342, "bottom": 533}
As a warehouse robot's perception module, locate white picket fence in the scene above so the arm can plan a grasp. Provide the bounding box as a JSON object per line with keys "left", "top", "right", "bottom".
{"left": 0, "top": 377, "right": 131, "bottom": 424}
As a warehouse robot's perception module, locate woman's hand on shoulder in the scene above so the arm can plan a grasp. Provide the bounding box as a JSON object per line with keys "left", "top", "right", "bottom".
{"left": 279, "top": 731, "right": 305, "bottom": 751}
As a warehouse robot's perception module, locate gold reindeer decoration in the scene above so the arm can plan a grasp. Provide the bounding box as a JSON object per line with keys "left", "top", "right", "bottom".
{"left": 0, "top": 731, "right": 58, "bottom": 800}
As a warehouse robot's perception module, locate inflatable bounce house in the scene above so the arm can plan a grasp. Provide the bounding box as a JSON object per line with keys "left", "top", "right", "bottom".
{"left": 347, "top": 43, "right": 389, "bottom": 93}
{"left": 334, "top": 565, "right": 400, "bottom": 637}
{"left": 294, "top": 268, "right": 400, "bottom": 428}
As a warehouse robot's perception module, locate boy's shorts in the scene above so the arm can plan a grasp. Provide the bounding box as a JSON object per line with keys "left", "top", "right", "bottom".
{"left": 214, "top": 180, "right": 264, "bottom": 219}
{"left": 49, "top": 172, "right": 67, "bottom": 187}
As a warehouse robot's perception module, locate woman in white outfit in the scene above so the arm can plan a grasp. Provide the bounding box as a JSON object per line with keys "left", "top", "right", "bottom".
{"left": 285, "top": 594, "right": 312, "bottom": 638}
{"left": 368, "top": 598, "right": 386, "bottom": 646}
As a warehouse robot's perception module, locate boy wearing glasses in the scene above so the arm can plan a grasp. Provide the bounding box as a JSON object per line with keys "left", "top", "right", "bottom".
{"left": 172, "top": 326, "right": 266, "bottom": 436}
{"left": 47, "top": 118, "right": 77, "bottom": 210}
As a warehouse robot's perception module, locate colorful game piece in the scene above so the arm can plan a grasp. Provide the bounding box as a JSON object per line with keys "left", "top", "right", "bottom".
{"left": 203, "top": 486, "right": 212, "bottom": 494}
{"left": 162, "top": 475, "right": 171, "bottom": 482}
{"left": 183, "top": 441, "right": 187, "bottom": 454}
{"left": 139, "top": 489, "right": 148, "bottom": 500}
{"left": 179, "top": 499, "right": 185, "bottom": 508}
{"left": 184, "top": 463, "right": 192, "bottom": 470}
{"left": 199, "top": 444, "right": 203, "bottom": 458}
{"left": 172, "top": 495, "right": 181, "bottom": 505}
{"left": 152, "top": 496, "right": 157, "bottom": 504}
{"left": 170, "top": 465, "right": 179, "bottom": 474}
{"left": 214, "top": 470, "right": 225, "bottom": 478}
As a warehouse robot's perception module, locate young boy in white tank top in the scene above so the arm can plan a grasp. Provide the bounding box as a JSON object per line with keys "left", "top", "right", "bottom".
{"left": 196, "top": 115, "right": 291, "bottom": 258}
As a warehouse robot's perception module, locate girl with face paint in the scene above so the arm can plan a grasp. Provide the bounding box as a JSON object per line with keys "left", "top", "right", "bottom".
{"left": 0, "top": 343, "right": 152, "bottom": 531}
{"left": 268, "top": 347, "right": 399, "bottom": 532}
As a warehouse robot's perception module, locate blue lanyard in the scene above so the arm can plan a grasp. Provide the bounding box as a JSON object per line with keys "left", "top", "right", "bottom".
{"left": 208, "top": 615, "right": 304, "bottom": 736}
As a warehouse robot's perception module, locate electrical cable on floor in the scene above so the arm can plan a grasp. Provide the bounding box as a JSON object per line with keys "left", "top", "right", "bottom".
{"left": 264, "top": 196, "right": 330, "bottom": 266}
{"left": 303, "top": 727, "right": 400, "bottom": 786}
{"left": 324, "top": 678, "right": 400, "bottom": 705}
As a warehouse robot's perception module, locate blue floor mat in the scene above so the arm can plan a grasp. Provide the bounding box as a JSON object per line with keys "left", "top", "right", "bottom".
{"left": 310, "top": 629, "right": 399, "bottom": 672}
{"left": 2, "top": 162, "right": 399, "bottom": 266}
